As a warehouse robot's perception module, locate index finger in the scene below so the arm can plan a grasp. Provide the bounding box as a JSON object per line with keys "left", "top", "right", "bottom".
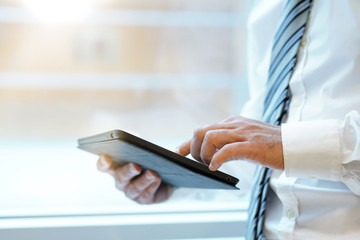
{"left": 174, "top": 140, "right": 191, "bottom": 156}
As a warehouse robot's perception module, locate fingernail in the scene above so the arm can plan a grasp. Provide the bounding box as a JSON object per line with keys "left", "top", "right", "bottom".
{"left": 145, "top": 171, "right": 155, "bottom": 180}
{"left": 99, "top": 155, "right": 111, "bottom": 169}
{"left": 129, "top": 163, "right": 140, "bottom": 174}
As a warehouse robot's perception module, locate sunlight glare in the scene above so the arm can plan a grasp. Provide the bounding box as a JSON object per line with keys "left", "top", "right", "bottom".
{"left": 23, "top": 0, "right": 95, "bottom": 24}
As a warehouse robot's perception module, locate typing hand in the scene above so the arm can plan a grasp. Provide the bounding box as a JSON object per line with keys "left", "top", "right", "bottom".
{"left": 176, "top": 115, "right": 284, "bottom": 171}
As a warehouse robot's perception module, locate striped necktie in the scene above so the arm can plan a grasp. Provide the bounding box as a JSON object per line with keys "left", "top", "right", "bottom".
{"left": 245, "top": 1, "right": 312, "bottom": 239}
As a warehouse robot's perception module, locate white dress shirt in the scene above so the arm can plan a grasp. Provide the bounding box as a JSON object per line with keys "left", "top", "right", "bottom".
{"left": 169, "top": 0, "right": 360, "bottom": 239}
{"left": 239, "top": 0, "right": 360, "bottom": 239}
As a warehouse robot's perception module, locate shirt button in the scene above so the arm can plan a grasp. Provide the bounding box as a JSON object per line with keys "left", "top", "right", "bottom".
{"left": 286, "top": 208, "right": 295, "bottom": 219}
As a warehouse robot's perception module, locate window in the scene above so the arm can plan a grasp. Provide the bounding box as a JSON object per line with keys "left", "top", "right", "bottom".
{"left": 0, "top": 0, "right": 250, "bottom": 239}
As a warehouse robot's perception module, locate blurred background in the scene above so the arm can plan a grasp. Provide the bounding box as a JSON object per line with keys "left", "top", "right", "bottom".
{"left": 0, "top": 0, "right": 250, "bottom": 239}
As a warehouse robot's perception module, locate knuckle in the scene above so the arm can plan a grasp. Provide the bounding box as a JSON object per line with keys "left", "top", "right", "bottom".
{"left": 114, "top": 173, "right": 126, "bottom": 185}
{"left": 204, "top": 130, "right": 216, "bottom": 142}
{"left": 114, "top": 165, "right": 140, "bottom": 183}
{"left": 113, "top": 168, "right": 127, "bottom": 182}
{"left": 225, "top": 115, "right": 238, "bottom": 122}
{"left": 124, "top": 191, "right": 134, "bottom": 200}
{"left": 136, "top": 196, "right": 152, "bottom": 205}
{"left": 115, "top": 180, "right": 126, "bottom": 191}
{"left": 124, "top": 184, "right": 141, "bottom": 199}
{"left": 139, "top": 185, "right": 158, "bottom": 203}
{"left": 140, "top": 190, "right": 152, "bottom": 200}
{"left": 113, "top": 172, "right": 122, "bottom": 182}
{"left": 227, "top": 115, "right": 236, "bottom": 121}
{"left": 141, "top": 170, "right": 158, "bottom": 184}
{"left": 193, "top": 127, "right": 205, "bottom": 139}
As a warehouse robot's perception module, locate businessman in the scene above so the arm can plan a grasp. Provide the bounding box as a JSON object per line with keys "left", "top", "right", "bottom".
{"left": 97, "top": 0, "right": 360, "bottom": 239}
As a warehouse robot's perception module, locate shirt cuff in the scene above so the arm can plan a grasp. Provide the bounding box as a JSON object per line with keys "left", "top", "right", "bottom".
{"left": 282, "top": 119, "right": 342, "bottom": 181}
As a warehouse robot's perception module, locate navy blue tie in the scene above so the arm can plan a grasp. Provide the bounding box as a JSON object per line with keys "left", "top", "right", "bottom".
{"left": 245, "top": 1, "right": 313, "bottom": 239}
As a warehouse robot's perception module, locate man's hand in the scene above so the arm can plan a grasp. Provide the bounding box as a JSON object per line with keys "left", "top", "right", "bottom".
{"left": 97, "top": 155, "right": 170, "bottom": 204}
{"left": 177, "top": 115, "right": 284, "bottom": 171}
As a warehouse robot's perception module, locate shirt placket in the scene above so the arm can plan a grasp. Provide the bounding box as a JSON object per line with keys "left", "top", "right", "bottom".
{"left": 287, "top": 38, "right": 307, "bottom": 123}
{"left": 274, "top": 172, "right": 299, "bottom": 240}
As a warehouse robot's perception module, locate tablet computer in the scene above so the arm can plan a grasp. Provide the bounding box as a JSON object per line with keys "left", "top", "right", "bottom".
{"left": 78, "top": 130, "right": 239, "bottom": 190}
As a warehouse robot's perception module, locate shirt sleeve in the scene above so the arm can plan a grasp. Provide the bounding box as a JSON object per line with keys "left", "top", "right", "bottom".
{"left": 282, "top": 110, "right": 360, "bottom": 195}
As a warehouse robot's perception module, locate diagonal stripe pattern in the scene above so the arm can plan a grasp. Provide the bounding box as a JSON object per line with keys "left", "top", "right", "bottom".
{"left": 245, "top": 1, "right": 312, "bottom": 239}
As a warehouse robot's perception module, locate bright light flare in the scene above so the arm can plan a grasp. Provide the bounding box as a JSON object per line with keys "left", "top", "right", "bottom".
{"left": 22, "top": 0, "right": 95, "bottom": 24}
